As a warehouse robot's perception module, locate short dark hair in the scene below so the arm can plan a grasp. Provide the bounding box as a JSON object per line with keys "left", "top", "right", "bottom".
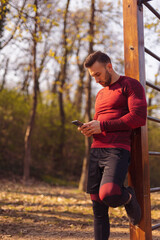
{"left": 84, "top": 51, "right": 111, "bottom": 68}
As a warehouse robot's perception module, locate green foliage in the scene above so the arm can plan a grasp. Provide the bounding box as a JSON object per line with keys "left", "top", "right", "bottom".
{"left": 42, "top": 175, "right": 78, "bottom": 187}
{"left": 0, "top": 89, "right": 85, "bottom": 181}
{"left": 0, "top": 89, "right": 160, "bottom": 186}
{"left": 31, "top": 93, "right": 85, "bottom": 179}
{"left": 148, "top": 121, "right": 160, "bottom": 187}
{"left": 0, "top": 0, "right": 9, "bottom": 43}
{"left": 0, "top": 89, "right": 30, "bottom": 174}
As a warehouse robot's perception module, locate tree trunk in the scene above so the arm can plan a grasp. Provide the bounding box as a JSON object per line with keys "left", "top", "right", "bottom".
{"left": 57, "top": 0, "right": 70, "bottom": 163}
{"left": 79, "top": 0, "right": 95, "bottom": 191}
{"left": 21, "top": 68, "right": 30, "bottom": 94}
{"left": 23, "top": 0, "right": 38, "bottom": 182}
{"left": 74, "top": 38, "right": 86, "bottom": 112}
{"left": 74, "top": 67, "right": 85, "bottom": 112}
{"left": 79, "top": 71, "right": 92, "bottom": 191}
{"left": 0, "top": 58, "right": 9, "bottom": 91}
{"left": 74, "top": 48, "right": 86, "bottom": 112}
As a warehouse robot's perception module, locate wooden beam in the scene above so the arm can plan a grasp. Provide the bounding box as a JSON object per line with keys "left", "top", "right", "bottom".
{"left": 123, "top": 1, "right": 152, "bottom": 240}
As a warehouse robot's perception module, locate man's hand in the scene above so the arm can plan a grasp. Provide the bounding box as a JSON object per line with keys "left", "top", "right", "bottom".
{"left": 78, "top": 120, "right": 101, "bottom": 137}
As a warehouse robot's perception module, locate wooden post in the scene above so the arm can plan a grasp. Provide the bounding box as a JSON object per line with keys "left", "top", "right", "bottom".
{"left": 123, "top": 1, "right": 152, "bottom": 239}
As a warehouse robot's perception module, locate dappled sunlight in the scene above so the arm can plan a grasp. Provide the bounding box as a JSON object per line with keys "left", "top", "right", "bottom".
{"left": 0, "top": 180, "right": 159, "bottom": 239}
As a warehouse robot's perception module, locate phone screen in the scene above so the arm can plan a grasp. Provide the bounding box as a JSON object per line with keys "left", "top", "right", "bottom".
{"left": 72, "top": 120, "right": 83, "bottom": 127}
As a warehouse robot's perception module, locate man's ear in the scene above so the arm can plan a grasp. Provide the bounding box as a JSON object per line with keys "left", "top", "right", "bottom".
{"left": 106, "top": 63, "right": 112, "bottom": 72}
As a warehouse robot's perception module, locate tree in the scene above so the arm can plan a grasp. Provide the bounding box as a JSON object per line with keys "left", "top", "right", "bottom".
{"left": 0, "top": 0, "right": 9, "bottom": 47}
{"left": 0, "top": 58, "right": 9, "bottom": 91}
{"left": 79, "top": 0, "right": 95, "bottom": 191}
{"left": 0, "top": 0, "right": 27, "bottom": 49}
{"left": 53, "top": 0, "right": 71, "bottom": 164}
{"left": 23, "top": 0, "right": 58, "bottom": 181}
{"left": 72, "top": 9, "right": 88, "bottom": 112}
{"left": 23, "top": 0, "right": 38, "bottom": 182}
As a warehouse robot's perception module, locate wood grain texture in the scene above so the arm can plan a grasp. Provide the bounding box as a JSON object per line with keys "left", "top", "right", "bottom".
{"left": 123, "top": 0, "right": 152, "bottom": 239}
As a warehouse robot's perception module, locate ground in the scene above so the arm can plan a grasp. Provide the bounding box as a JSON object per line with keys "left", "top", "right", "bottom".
{"left": 0, "top": 179, "right": 159, "bottom": 240}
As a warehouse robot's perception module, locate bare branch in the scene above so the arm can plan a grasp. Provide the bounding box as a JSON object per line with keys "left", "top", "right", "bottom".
{"left": 0, "top": 0, "right": 27, "bottom": 49}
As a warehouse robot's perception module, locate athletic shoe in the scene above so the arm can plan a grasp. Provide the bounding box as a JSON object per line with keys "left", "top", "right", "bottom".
{"left": 125, "top": 187, "right": 141, "bottom": 225}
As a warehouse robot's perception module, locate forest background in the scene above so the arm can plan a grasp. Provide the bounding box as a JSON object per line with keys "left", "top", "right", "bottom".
{"left": 0, "top": 0, "right": 160, "bottom": 190}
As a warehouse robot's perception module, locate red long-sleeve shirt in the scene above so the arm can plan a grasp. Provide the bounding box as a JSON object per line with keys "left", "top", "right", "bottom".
{"left": 92, "top": 76, "right": 147, "bottom": 151}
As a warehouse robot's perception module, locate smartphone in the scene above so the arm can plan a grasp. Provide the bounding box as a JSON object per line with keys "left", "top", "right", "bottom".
{"left": 72, "top": 120, "right": 83, "bottom": 127}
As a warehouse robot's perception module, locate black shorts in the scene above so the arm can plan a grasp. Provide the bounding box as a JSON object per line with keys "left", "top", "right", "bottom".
{"left": 87, "top": 148, "right": 130, "bottom": 194}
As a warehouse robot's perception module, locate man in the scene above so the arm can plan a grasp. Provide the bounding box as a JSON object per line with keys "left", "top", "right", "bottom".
{"left": 78, "top": 51, "right": 147, "bottom": 240}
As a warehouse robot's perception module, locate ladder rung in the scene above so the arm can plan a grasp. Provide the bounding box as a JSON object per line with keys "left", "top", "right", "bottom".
{"left": 149, "top": 151, "right": 160, "bottom": 156}
{"left": 152, "top": 223, "right": 160, "bottom": 231}
{"left": 147, "top": 116, "right": 160, "bottom": 124}
{"left": 150, "top": 187, "right": 160, "bottom": 193}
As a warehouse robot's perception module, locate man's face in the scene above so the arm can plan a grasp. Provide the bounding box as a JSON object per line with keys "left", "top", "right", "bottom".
{"left": 88, "top": 61, "right": 112, "bottom": 87}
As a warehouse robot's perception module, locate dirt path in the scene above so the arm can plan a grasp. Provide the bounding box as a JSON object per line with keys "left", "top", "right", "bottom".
{"left": 0, "top": 179, "right": 159, "bottom": 239}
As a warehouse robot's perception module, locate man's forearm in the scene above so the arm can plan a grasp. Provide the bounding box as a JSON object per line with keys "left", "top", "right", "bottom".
{"left": 100, "top": 112, "right": 146, "bottom": 132}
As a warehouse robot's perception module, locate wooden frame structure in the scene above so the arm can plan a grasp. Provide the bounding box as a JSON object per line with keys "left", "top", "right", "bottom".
{"left": 123, "top": 0, "right": 160, "bottom": 239}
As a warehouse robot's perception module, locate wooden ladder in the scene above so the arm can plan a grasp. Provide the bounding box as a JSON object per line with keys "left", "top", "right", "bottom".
{"left": 123, "top": 0, "right": 160, "bottom": 239}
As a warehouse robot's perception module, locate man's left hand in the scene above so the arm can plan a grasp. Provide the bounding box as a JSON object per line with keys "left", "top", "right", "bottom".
{"left": 78, "top": 120, "right": 101, "bottom": 137}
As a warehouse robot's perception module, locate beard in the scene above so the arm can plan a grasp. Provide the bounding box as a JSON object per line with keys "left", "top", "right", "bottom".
{"left": 104, "top": 70, "right": 112, "bottom": 86}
